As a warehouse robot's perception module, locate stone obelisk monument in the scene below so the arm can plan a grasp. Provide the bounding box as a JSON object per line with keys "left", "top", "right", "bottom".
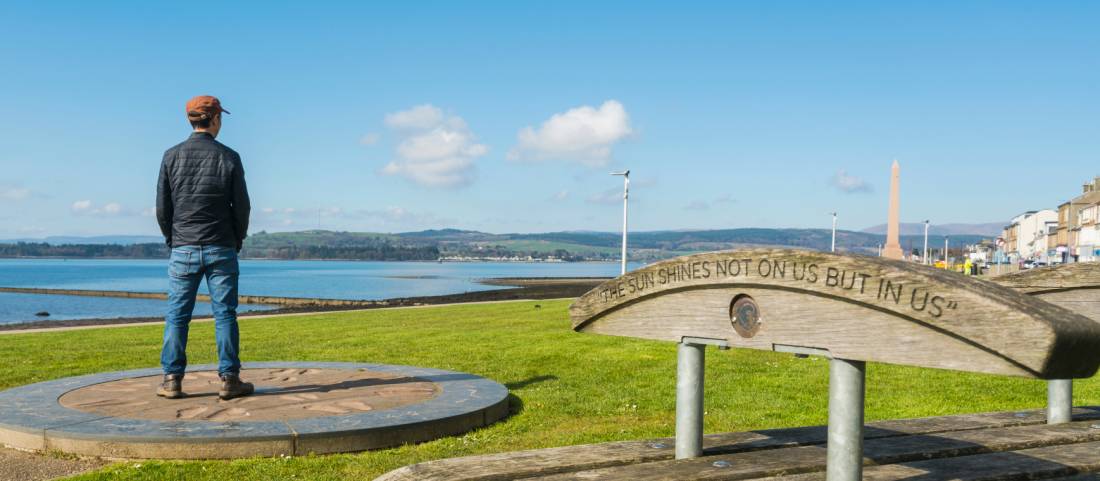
{"left": 883, "top": 160, "right": 904, "bottom": 260}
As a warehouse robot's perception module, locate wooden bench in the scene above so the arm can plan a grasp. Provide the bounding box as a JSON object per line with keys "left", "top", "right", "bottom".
{"left": 991, "top": 262, "right": 1100, "bottom": 424}
{"left": 378, "top": 250, "right": 1100, "bottom": 481}
{"left": 992, "top": 262, "right": 1100, "bottom": 319}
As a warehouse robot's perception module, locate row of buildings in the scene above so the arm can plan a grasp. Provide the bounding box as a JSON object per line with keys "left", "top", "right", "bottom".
{"left": 1000, "top": 177, "right": 1100, "bottom": 264}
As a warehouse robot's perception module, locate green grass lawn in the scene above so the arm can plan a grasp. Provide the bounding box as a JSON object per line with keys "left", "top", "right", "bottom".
{"left": 0, "top": 300, "right": 1093, "bottom": 480}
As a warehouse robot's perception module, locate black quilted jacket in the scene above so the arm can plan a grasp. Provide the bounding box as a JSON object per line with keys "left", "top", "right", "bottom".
{"left": 156, "top": 132, "right": 250, "bottom": 249}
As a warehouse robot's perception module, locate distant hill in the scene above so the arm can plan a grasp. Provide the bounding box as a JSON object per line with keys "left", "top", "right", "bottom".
{"left": 2, "top": 228, "right": 994, "bottom": 261}
{"left": 247, "top": 228, "right": 992, "bottom": 261}
{"left": 241, "top": 230, "right": 435, "bottom": 261}
{"left": 861, "top": 222, "right": 1006, "bottom": 237}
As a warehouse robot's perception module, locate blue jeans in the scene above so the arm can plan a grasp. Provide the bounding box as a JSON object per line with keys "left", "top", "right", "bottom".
{"left": 161, "top": 245, "right": 241, "bottom": 376}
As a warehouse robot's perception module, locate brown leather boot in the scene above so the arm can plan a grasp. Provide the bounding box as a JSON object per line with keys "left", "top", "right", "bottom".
{"left": 219, "top": 373, "right": 254, "bottom": 400}
{"left": 156, "top": 374, "right": 184, "bottom": 399}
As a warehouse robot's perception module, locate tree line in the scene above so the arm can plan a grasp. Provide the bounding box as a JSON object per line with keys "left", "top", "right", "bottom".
{"left": 0, "top": 242, "right": 170, "bottom": 258}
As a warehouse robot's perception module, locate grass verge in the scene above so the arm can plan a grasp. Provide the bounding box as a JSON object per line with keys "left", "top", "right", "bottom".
{"left": 0, "top": 299, "right": 1091, "bottom": 480}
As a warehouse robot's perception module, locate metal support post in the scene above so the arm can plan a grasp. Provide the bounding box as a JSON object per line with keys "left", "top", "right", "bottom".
{"left": 827, "top": 358, "right": 865, "bottom": 481}
{"left": 831, "top": 212, "right": 837, "bottom": 253}
{"left": 923, "top": 220, "right": 930, "bottom": 265}
{"left": 1047, "top": 379, "right": 1072, "bottom": 424}
{"left": 675, "top": 341, "right": 705, "bottom": 459}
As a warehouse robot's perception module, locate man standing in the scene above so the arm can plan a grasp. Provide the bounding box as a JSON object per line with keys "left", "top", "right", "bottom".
{"left": 155, "top": 95, "right": 253, "bottom": 400}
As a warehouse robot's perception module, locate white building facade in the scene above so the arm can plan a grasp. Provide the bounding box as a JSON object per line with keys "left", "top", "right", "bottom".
{"left": 1016, "top": 209, "right": 1058, "bottom": 261}
{"left": 1077, "top": 204, "right": 1100, "bottom": 262}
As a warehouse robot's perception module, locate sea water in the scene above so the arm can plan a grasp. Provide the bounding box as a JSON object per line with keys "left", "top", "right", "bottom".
{"left": 0, "top": 259, "right": 638, "bottom": 323}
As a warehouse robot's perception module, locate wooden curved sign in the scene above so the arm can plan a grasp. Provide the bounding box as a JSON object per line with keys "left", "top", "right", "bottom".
{"left": 993, "top": 263, "right": 1100, "bottom": 321}
{"left": 570, "top": 249, "right": 1100, "bottom": 379}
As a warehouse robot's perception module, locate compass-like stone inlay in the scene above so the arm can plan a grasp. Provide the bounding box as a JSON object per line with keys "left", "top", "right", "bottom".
{"left": 59, "top": 368, "right": 441, "bottom": 422}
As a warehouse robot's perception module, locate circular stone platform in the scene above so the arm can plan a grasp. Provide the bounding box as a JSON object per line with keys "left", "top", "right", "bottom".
{"left": 0, "top": 362, "right": 509, "bottom": 459}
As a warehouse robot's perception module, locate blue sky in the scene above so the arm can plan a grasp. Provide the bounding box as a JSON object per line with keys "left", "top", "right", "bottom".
{"left": 1, "top": 1, "right": 1097, "bottom": 238}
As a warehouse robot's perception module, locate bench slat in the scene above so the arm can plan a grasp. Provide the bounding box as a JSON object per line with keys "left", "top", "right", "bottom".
{"left": 526, "top": 420, "right": 1100, "bottom": 480}
{"left": 992, "top": 263, "right": 1100, "bottom": 322}
{"left": 1045, "top": 475, "right": 1100, "bottom": 481}
{"left": 775, "top": 439, "right": 1100, "bottom": 480}
{"left": 992, "top": 262, "right": 1100, "bottom": 294}
{"left": 374, "top": 408, "right": 1100, "bottom": 481}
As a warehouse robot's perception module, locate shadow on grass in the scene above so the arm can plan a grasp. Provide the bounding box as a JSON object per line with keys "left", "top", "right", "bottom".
{"left": 508, "top": 393, "right": 525, "bottom": 417}
{"left": 502, "top": 375, "right": 558, "bottom": 418}
{"left": 505, "top": 375, "right": 558, "bottom": 391}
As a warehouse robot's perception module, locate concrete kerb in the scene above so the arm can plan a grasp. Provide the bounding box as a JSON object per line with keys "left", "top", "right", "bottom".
{"left": 0, "top": 362, "right": 510, "bottom": 459}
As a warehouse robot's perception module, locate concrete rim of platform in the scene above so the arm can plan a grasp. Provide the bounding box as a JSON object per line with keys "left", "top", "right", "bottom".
{"left": 0, "top": 361, "right": 510, "bottom": 459}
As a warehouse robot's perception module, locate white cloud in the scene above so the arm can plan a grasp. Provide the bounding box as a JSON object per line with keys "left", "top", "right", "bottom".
{"left": 551, "top": 190, "right": 570, "bottom": 201}
{"left": 382, "top": 206, "right": 408, "bottom": 219}
{"left": 71, "top": 200, "right": 132, "bottom": 216}
{"left": 395, "top": 129, "right": 485, "bottom": 161}
{"left": 684, "top": 194, "right": 734, "bottom": 211}
{"left": 71, "top": 200, "right": 92, "bottom": 213}
{"left": 15, "top": 226, "right": 46, "bottom": 236}
{"left": 384, "top": 104, "right": 445, "bottom": 130}
{"left": 0, "top": 186, "right": 31, "bottom": 202}
{"left": 830, "top": 170, "right": 873, "bottom": 194}
{"left": 255, "top": 204, "right": 452, "bottom": 231}
{"left": 359, "top": 132, "right": 381, "bottom": 146}
{"left": 357, "top": 206, "right": 454, "bottom": 227}
{"left": 380, "top": 104, "right": 486, "bottom": 188}
{"left": 684, "top": 200, "right": 711, "bottom": 211}
{"left": 586, "top": 177, "right": 655, "bottom": 205}
{"left": 587, "top": 187, "right": 624, "bottom": 205}
{"left": 508, "top": 100, "right": 633, "bottom": 166}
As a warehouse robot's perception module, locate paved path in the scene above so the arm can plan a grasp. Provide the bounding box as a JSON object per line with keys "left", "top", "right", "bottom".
{"left": 0, "top": 447, "right": 107, "bottom": 481}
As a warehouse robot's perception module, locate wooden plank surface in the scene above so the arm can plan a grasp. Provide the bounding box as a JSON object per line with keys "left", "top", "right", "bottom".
{"left": 992, "top": 262, "right": 1100, "bottom": 294}
{"left": 773, "top": 440, "right": 1100, "bottom": 480}
{"left": 527, "top": 420, "right": 1100, "bottom": 480}
{"left": 1032, "top": 289, "right": 1100, "bottom": 323}
{"left": 374, "top": 408, "right": 1100, "bottom": 481}
{"left": 569, "top": 249, "right": 1100, "bottom": 378}
{"left": 992, "top": 263, "right": 1100, "bottom": 322}
{"left": 1047, "top": 475, "right": 1100, "bottom": 481}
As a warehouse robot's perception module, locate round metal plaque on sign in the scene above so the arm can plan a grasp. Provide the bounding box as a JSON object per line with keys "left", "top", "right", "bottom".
{"left": 730, "top": 295, "right": 761, "bottom": 338}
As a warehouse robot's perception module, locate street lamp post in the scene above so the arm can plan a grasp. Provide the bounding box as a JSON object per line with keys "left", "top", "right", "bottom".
{"left": 923, "top": 220, "right": 930, "bottom": 265}
{"left": 944, "top": 236, "right": 949, "bottom": 269}
{"left": 611, "top": 170, "right": 630, "bottom": 275}
{"left": 831, "top": 212, "right": 838, "bottom": 253}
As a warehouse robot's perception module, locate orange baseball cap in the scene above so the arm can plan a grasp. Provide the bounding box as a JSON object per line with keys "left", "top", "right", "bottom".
{"left": 185, "top": 95, "right": 230, "bottom": 120}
